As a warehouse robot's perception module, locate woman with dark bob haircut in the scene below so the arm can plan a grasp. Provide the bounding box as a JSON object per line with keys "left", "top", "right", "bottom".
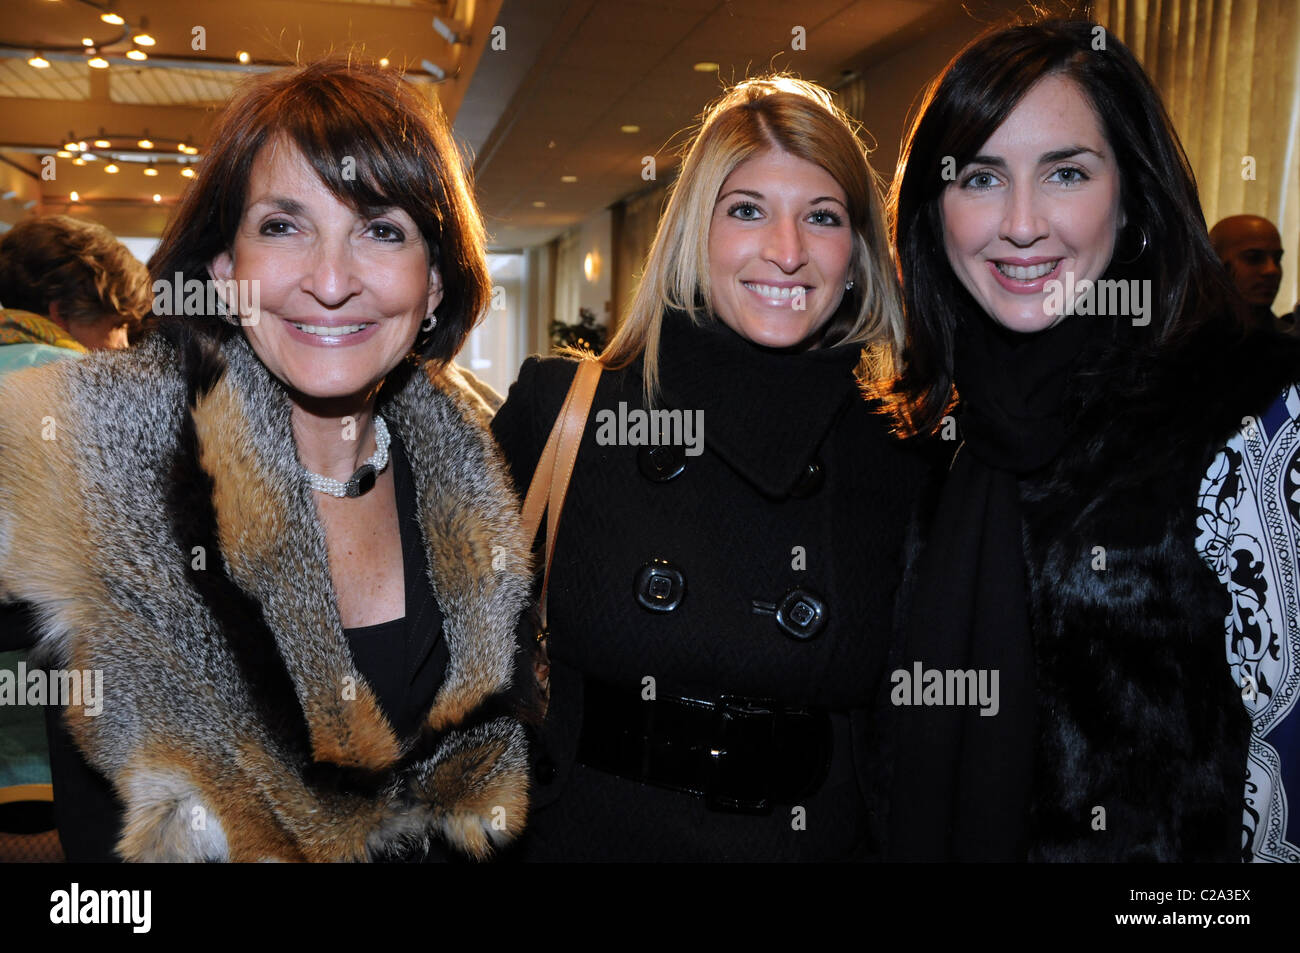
{"left": 0, "top": 58, "right": 540, "bottom": 862}
{"left": 877, "top": 18, "right": 1300, "bottom": 861}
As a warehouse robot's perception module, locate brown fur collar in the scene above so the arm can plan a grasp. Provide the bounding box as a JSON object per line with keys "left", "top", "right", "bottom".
{"left": 0, "top": 328, "right": 534, "bottom": 861}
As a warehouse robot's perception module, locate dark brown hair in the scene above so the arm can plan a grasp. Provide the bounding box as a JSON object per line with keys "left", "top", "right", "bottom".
{"left": 0, "top": 215, "right": 149, "bottom": 333}
{"left": 149, "top": 57, "right": 491, "bottom": 365}
{"left": 875, "top": 17, "right": 1237, "bottom": 437}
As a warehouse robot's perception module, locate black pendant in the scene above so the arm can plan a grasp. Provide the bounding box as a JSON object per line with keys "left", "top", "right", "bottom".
{"left": 345, "top": 464, "right": 377, "bottom": 498}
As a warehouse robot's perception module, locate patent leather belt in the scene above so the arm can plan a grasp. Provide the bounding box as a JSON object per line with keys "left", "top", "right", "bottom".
{"left": 576, "top": 677, "right": 833, "bottom": 813}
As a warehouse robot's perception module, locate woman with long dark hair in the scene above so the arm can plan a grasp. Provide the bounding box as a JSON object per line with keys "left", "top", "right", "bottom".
{"left": 878, "top": 18, "right": 1300, "bottom": 861}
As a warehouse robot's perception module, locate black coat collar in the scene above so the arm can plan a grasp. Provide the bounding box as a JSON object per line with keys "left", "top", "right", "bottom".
{"left": 653, "top": 310, "right": 864, "bottom": 498}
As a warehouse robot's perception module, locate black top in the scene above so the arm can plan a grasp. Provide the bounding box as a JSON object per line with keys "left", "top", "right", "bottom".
{"left": 491, "top": 311, "right": 933, "bottom": 860}
{"left": 45, "top": 429, "right": 449, "bottom": 861}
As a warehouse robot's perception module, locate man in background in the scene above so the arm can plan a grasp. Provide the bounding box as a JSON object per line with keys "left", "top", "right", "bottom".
{"left": 1210, "top": 214, "right": 1296, "bottom": 336}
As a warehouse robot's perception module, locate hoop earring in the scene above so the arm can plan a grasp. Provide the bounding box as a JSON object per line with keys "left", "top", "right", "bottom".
{"left": 421, "top": 312, "right": 437, "bottom": 333}
{"left": 1117, "top": 226, "right": 1148, "bottom": 265}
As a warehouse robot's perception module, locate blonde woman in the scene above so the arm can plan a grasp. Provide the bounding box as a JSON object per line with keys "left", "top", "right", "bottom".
{"left": 492, "top": 76, "right": 931, "bottom": 861}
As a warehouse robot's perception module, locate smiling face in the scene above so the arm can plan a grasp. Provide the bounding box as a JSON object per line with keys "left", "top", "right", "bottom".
{"left": 707, "top": 148, "right": 854, "bottom": 350}
{"left": 209, "top": 140, "right": 441, "bottom": 402}
{"left": 940, "top": 73, "right": 1124, "bottom": 333}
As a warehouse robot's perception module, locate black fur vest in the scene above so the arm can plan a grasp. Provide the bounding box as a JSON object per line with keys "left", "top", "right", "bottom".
{"left": 1019, "top": 324, "right": 1300, "bottom": 861}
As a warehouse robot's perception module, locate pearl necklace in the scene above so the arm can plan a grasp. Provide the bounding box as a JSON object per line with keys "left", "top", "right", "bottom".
{"left": 304, "top": 415, "right": 391, "bottom": 498}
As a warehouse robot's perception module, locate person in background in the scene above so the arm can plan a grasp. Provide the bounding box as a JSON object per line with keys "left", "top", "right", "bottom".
{"left": 492, "top": 75, "right": 930, "bottom": 861}
{"left": 0, "top": 214, "right": 149, "bottom": 854}
{"left": 0, "top": 215, "right": 147, "bottom": 375}
{"left": 1209, "top": 214, "right": 1295, "bottom": 336}
{"left": 879, "top": 17, "right": 1300, "bottom": 861}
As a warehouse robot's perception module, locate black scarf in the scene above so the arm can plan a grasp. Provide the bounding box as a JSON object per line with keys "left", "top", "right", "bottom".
{"left": 889, "top": 310, "right": 1097, "bottom": 861}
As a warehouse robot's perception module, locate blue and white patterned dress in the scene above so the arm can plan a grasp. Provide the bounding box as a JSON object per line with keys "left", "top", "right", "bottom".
{"left": 1196, "top": 384, "right": 1300, "bottom": 862}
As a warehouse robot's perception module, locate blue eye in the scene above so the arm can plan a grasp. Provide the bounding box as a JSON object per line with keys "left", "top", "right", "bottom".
{"left": 1050, "top": 166, "right": 1089, "bottom": 185}
{"left": 727, "top": 202, "right": 761, "bottom": 220}
{"left": 960, "top": 171, "right": 999, "bottom": 189}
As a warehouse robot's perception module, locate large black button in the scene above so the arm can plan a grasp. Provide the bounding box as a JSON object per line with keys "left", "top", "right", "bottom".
{"left": 638, "top": 444, "right": 687, "bottom": 482}
{"left": 634, "top": 560, "right": 686, "bottom": 612}
{"left": 775, "top": 588, "right": 826, "bottom": 640}
{"left": 789, "top": 459, "right": 824, "bottom": 498}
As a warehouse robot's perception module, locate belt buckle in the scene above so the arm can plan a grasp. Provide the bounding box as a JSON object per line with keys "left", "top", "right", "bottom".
{"left": 702, "top": 695, "right": 777, "bottom": 814}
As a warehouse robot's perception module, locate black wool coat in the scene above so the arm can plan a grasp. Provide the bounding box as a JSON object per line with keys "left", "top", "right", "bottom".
{"left": 491, "top": 311, "right": 932, "bottom": 861}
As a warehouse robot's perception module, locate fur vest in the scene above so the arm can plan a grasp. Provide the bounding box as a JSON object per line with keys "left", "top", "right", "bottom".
{"left": 0, "top": 327, "right": 535, "bottom": 862}
{"left": 1018, "top": 324, "right": 1300, "bottom": 861}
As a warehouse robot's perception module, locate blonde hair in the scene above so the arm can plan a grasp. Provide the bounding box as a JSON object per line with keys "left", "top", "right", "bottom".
{"left": 600, "top": 74, "right": 903, "bottom": 402}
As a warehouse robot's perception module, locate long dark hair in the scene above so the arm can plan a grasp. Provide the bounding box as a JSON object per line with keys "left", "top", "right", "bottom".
{"left": 148, "top": 57, "right": 491, "bottom": 366}
{"left": 876, "top": 17, "right": 1237, "bottom": 437}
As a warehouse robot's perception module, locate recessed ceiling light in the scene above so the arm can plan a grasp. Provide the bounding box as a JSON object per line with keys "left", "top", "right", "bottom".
{"left": 64, "top": 140, "right": 79, "bottom": 151}
{"left": 693, "top": 62, "right": 720, "bottom": 72}
{"left": 104, "top": 163, "right": 119, "bottom": 174}
{"left": 73, "top": 157, "right": 86, "bottom": 166}
{"left": 101, "top": 13, "right": 126, "bottom": 26}
{"left": 93, "top": 138, "right": 110, "bottom": 148}
{"left": 88, "top": 56, "right": 110, "bottom": 69}
{"left": 237, "top": 51, "right": 250, "bottom": 65}
{"left": 620, "top": 124, "right": 640, "bottom": 134}
{"left": 70, "top": 191, "right": 80, "bottom": 202}
{"left": 144, "top": 166, "right": 158, "bottom": 176}
{"left": 133, "top": 33, "right": 156, "bottom": 47}
{"left": 126, "top": 49, "right": 147, "bottom": 61}
{"left": 153, "top": 193, "right": 162, "bottom": 203}
{"left": 56, "top": 150, "right": 72, "bottom": 158}
{"left": 138, "top": 138, "right": 153, "bottom": 149}
{"left": 28, "top": 55, "right": 50, "bottom": 69}
{"left": 379, "top": 57, "right": 390, "bottom": 68}
{"left": 561, "top": 175, "right": 577, "bottom": 183}
{"left": 181, "top": 167, "right": 195, "bottom": 178}
{"left": 82, "top": 37, "right": 95, "bottom": 47}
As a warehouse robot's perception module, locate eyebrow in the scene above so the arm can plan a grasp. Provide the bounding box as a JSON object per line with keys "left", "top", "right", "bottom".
{"left": 247, "top": 196, "right": 307, "bottom": 215}
{"left": 968, "top": 146, "right": 1104, "bottom": 167}
{"left": 715, "top": 188, "right": 847, "bottom": 207}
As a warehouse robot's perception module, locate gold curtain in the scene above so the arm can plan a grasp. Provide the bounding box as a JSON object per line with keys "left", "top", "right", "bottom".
{"left": 1097, "top": 0, "right": 1300, "bottom": 313}
{"left": 550, "top": 227, "right": 582, "bottom": 351}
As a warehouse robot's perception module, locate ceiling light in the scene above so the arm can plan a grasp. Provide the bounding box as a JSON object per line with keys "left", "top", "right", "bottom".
{"left": 237, "top": 51, "right": 250, "bottom": 64}
{"left": 126, "top": 50, "right": 147, "bottom": 61}
{"left": 693, "top": 62, "right": 720, "bottom": 72}
{"left": 93, "top": 138, "right": 110, "bottom": 148}
{"left": 82, "top": 38, "right": 95, "bottom": 47}
{"left": 64, "top": 140, "right": 80, "bottom": 151}
{"left": 70, "top": 191, "right": 80, "bottom": 202}
{"left": 73, "top": 157, "right": 86, "bottom": 166}
{"left": 561, "top": 175, "right": 577, "bottom": 183}
{"left": 88, "top": 56, "right": 110, "bottom": 69}
{"left": 138, "top": 138, "right": 153, "bottom": 149}
{"left": 532, "top": 201, "right": 546, "bottom": 208}
{"left": 56, "top": 150, "right": 72, "bottom": 158}
{"left": 153, "top": 194, "right": 161, "bottom": 203}
{"left": 181, "top": 167, "right": 195, "bottom": 178}
{"left": 620, "top": 125, "right": 640, "bottom": 133}
{"left": 144, "top": 166, "right": 158, "bottom": 176}
{"left": 101, "top": 13, "right": 126, "bottom": 26}
{"left": 104, "top": 163, "right": 119, "bottom": 174}
{"left": 28, "top": 55, "right": 50, "bottom": 69}
{"left": 133, "top": 33, "right": 156, "bottom": 47}
{"left": 379, "top": 57, "right": 390, "bottom": 68}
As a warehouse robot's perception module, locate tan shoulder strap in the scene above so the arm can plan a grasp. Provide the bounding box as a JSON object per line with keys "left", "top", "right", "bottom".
{"left": 520, "top": 358, "right": 603, "bottom": 628}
